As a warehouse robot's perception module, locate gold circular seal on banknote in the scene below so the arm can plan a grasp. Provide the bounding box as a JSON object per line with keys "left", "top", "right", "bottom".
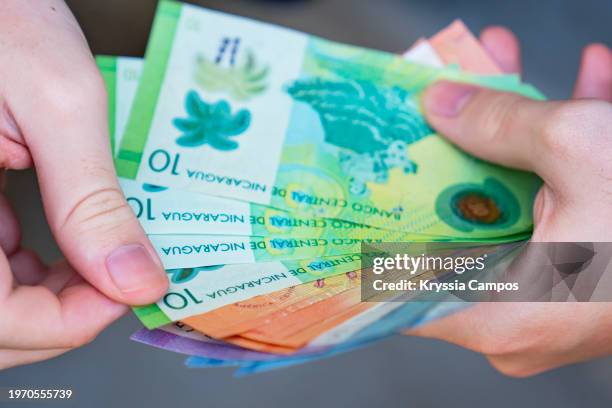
{"left": 455, "top": 192, "right": 501, "bottom": 224}
{"left": 435, "top": 178, "right": 521, "bottom": 232}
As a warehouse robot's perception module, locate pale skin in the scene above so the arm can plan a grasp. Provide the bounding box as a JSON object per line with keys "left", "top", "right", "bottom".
{"left": 411, "top": 29, "right": 612, "bottom": 377}
{"left": 0, "top": 0, "right": 168, "bottom": 369}
{"left": 0, "top": 1, "right": 611, "bottom": 374}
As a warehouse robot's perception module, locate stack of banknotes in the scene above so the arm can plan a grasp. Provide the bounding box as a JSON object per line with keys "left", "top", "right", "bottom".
{"left": 96, "top": 0, "right": 544, "bottom": 375}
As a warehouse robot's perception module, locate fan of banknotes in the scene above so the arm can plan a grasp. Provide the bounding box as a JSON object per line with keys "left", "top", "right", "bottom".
{"left": 96, "top": 0, "right": 544, "bottom": 375}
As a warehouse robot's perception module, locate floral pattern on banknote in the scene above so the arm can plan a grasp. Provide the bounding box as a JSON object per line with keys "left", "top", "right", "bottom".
{"left": 435, "top": 178, "right": 521, "bottom": 232}
{"left": 173, "top": 91, "right": 251, "bottom": 150}
{"left": 194, "top": 43, "right": 269, "bottom": 101}
{"left": 286, "top": 79, "right": 432, "bottom": 196}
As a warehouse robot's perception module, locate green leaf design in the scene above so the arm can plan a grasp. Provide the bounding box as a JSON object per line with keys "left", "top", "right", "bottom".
{"left": 194, "top": 49, "right": 269, "bottom": 101}
{"left": 173, "top": 91, "right": 251, "bottom": 150}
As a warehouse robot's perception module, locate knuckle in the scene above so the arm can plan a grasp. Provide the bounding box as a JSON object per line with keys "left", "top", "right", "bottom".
{"left": 541, "top": 100, "right": 612, "bottom": 161}
{"left": 60, "top": 186, "right": 134, "bottom": 238}
{"left": 36, "top": 66, "right": 107, "bottom": 120}
{"left": 476, "top": 92, "right": 525, "bottom": 144}
{"left": 540, "top": 102, "right": 577, "bottom": 157}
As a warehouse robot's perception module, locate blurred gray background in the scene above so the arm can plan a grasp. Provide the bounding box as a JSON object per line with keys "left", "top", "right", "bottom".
{"left": 2, "top": 0, "right": 611, "bottom": 407}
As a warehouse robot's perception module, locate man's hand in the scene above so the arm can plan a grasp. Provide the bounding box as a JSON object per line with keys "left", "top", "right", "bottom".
{"left": 410, "top": 28, "right": 612, "bottom": 377}
{"left": 0, "top": 0, "right": 167, "bottom": 369}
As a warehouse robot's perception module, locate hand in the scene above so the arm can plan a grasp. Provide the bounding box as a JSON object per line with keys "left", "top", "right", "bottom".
{"left": 410, "top": 28, "right": 612, "bottom": 376}
{"left": 0, "top": 0, "right": 167, "bottom": 369}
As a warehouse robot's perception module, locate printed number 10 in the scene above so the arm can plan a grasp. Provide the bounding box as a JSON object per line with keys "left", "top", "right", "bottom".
{"left": 148, "top": 149, "right": 181, "bottom": 175}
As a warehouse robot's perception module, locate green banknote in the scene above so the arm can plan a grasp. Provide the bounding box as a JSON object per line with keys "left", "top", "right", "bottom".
{"left": 102, "top": 55, "right": 526, "bottom": 242}
{"left": 116, "top": 1, "right": 543, "bottom": 240}
{"left": 97, "top": 55, "right": 143, "bottom": 156}
{"left": 99, "top": 57, "right": 367, "bottom": 328}
{"left": 151, "top": 233, "right": 367, "bottom": 269}
{"left": 133, "top": 254, "right": 362, "bottom": 328}
{"left": 99, "top": 56, "right": 384, "bottom": 239}
{"left": 100, "top": 56, "right": 466, "bottom": 241}
{"left": 119, "top": 177, "right": 530, "bottom": 242}
{"left": 149, "top": 230, "right": 527, "bottom": 270}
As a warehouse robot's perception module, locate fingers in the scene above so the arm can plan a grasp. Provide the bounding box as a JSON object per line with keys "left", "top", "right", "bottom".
{"left": 480, "top": 26, "right": 522, "bottom": 74}
{"left": 573, "top": 43, "right": 612, "bottom": 101}
{"left": 39, "top": 260, "right": 82, "bottom": 295}
{"left": 422, "top": 79, "right": 612, "bottom": 194}
{"left": 422, "top": 81, "right": 563, "bottom": 178}
{"left": 0, "top": 255, "right": 113, "bottom": 358}
{"left": 1, "top": 5, "right": 167, "bottom": 305}
{"left": 0, "top": 347, "right": 70, "bottom": 370}
{"left": 8, "top": 249, "right": 46, "bottom": 286}
{"left": 0, "top": 194, "right": 20, "bottom": 256}
{"left": 0, "top": 102, "right": 32, "bottom": 170}
{"left": 0, "top": 249, "right": 14, "bottom": 298}
{"left": 409, "top": 303, "right": 612, "bottom": 377}
{"left": 0, "top": 278, "right": 127, "bottom": 350}
{"left": 0, "top": 255, "right": 121, "bottom": 353}
{"left": 18, "top": 73, "right": 166, "bottom": 305}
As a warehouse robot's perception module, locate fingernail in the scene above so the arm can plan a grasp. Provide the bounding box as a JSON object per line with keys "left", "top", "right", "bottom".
{"left": 106, "top": 244, "right": 165, "bottom": 293}
{"left": 424, "top": 82, "right": 478, "bottom": 117}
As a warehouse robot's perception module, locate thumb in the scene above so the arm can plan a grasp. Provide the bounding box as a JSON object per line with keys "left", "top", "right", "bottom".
{"left": 422, "top": 81, "right": 568, "bottom": 185}
{"left": 6, "top": 62, "right": 168, "bottom": 306}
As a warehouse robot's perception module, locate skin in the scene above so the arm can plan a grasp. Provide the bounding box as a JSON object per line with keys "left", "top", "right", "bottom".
{"left": 411, "top": 28, "right": 612, "bottom": 377}
{"left": 0, "top": 2, "right": 610, "bottom": 374}
{"left": 0, "top": 0, "right": 167, "bottom": 369}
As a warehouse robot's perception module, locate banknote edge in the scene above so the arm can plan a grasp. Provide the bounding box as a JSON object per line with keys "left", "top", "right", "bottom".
{"left": 115, "top": 0, "right": 182, "bottom": 178}
{"left": 96, "top": 55, "right": 118, "bottom": 154}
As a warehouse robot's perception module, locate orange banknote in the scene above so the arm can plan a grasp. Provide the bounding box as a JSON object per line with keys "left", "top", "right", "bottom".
{"left": 183, "top": 271, "right": 360, "bottom": 338}
{"left": 239, "top": 302, "right": 373, "bottom": 350}
{"left": 222, "top": 336, "right": 298, "bottom": 355}
{"left": 429, "top": 20, "right": 502, "bottom": 75}
{"left": 235, "top": 271, "right": 438, "bottom": 350}
{"left": 240, "top": 287, "right": 362, "bottom": 343}
{"left": 222, "top": 300, "right": 373, "bottom": 353}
